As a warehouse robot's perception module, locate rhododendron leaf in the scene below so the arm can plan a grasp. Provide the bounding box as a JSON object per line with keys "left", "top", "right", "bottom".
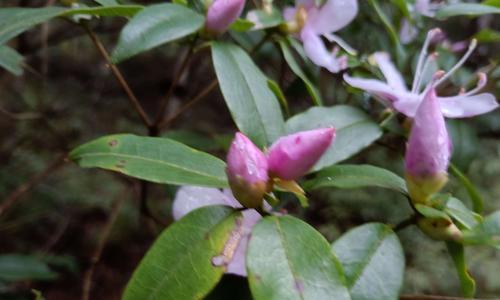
{"left": 247, "top": 215, "right": 350, "bottom": 300}
{"left": 212, "top": 42, "right": 285, "bottom": 147}
{"left": 69, "top": 134, "right": 227, "bottom": 187}
{"left": 446, "top": 242, "right": 476, "bottom": 297}
{"left": 0, "top": 46, "right": 23, "bottom": 76}
{"left": 462, "top": 211, "right": 500, "bottom": 249}
{"left": 111, "top": 3, "right": 204, "bottom": 63}
{"left": 436, "top": 3, "right": 500, "bottom": 18}
{"left": 123, "top": 206, "right": 242, "bottom": 300}
{"left": 286, "top": 106, "right": 382, "bottom": 171}
{"left": 62, "top": 5, "right": 143, "bottom": 18}
{"left": 332, "top": 223, "right": 405, "bottom": 300}
{"left": 304, "top": 164, "right": 407, "bottom": 194}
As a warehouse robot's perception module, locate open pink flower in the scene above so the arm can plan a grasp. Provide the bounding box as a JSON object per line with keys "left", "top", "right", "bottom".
{"left": 172, "top": 186, "right": 264, "bottom": 276}
{"left": 344, "top": 28, "right": 498, "bottom": 118}
{"left": 283, "top": 0, "right": 358, "bottom": 73}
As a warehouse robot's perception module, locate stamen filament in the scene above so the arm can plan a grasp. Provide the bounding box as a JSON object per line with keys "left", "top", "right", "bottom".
{"left": 414, "top": 52, "right": 438, "bottom": 94}
{"left": 434, "top": 39, "right": 477, "bottom": 88}
{"left": 412, "top": 28, "right": 441, "bottom": 93}
{"left": 462, "top": 72, "right": 487, "bottom": 96}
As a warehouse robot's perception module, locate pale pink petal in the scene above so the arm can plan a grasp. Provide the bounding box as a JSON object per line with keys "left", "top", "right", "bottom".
{"left": 400, "top": 18, "right": 418, "bottom": 45}
{"left": 296, "top": 0, "right": 315, "bottom": 10}
{"left": 392, "top": 93, "right": 423, "bottom": 118}
{"left": 283, "top": 6, "right": 296, "bottom": 22}
{"left": 438, "top": 93, "right": 499, "bottom": 118}
{"left": 343, "top": 74, "right": 402, "bottom": 107}
{"left": 172, "top": 186, "right": 235, "bottom": 220}
{"left": 373, "top": 52, "right": 408, "bottom": 91}
{"left": 301, "top": 28, "right": 348, "bottom": 73}
{"left": 226, "top": 210, "right": 261, "bottom": 276}
{"left": 307, "top": 0, "right": 358, "bottom": 34}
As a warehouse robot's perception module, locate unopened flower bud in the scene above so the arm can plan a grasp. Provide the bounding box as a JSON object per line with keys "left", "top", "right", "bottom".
{"left": 417, "top": 217, "right": 463, "bottom": 242}
{"left": 267, "top": 128, "right": 335, "bottom": 180}
{"left": 205, "top": 0, "right": 245, "bottom": 34}
{"left": 226, "top": 132, "right": 269, "bottom": 208}
{"left": 405, "top": 88, "right": 451, "bottom": 204}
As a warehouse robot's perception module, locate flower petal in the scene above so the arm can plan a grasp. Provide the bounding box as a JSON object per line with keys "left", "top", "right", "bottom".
{"left": 399, "top": 18, "right": 418, "bottom": 45}
{"left": 438, "top": 93, "right": 499, "bottom": 118}
{"left": 343, "top": 74, "right": 404, "bottom": 107}
{"left": 307, "top": 0, "right": 358, "bottom": 34}
{"left": 172, "top": 186, "right": 235, "bottom": 220}
{"left": 296, "top": 0, "right": 315, "bottom": 9}
{"left": 226, "top": 209, "right": 261, "bottom": 276}
{"left": 373, "top": 52, "right": 408, "bottom": 91}
{"left": 301, "top": 28, "right": 348, "bottom": 73}
{"left": 283, "top": 6, "right": 296, "bottom": 22}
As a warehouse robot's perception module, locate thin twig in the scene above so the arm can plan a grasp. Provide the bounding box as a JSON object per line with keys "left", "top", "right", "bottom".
{"left": 0, "top": 106, "right": 41, "bottom": 120}
{"left": 81, "top": 190, "right": 128, "bottom": 300}
{"left": 82, "top": 25, "right": 152, "bottom": 127}
{"left": 153, "top": 37, "right": 198, "bottom": 126}
{"left": 158, "top": 79, "right": 219, "bottom": 130}
{"left": 0, "top": 154, "right": 67, "bottom": 217}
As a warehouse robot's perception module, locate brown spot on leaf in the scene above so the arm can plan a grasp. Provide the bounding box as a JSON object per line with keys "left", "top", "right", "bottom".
{"left": 108, "top": 140, "right": 118, "bottom": 147}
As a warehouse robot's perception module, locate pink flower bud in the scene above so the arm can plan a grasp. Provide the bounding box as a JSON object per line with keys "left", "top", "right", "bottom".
{"left": 226, "top": 132, "right": 269, "bottom": 208}
{"left": 205, "top": 0, "right": 245, "bottom": 34}
{"left": 267, "top": 128, "right": 335, "bottom": 180}
{"left": 405, "top": 88, "right": 452, "bottom": 204}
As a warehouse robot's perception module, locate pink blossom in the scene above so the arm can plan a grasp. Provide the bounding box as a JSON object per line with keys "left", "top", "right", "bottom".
{"left": 205, "top": 0, "right": 245, "bottom": 34}
{"left": 344, "top": 28, "right": 498, "bottom": 118}
{"left": 267, "top": 128, "right": 335, "bottom": 180}
{"left": 283, "top": 0, "right": 358, "bottom": 73}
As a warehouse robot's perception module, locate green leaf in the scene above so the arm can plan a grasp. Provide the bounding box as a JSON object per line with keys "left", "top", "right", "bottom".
{"left": 447, "top": 120, "right": 478, "bottom": 170}
{"left": 446, "top": 242, "right": 476, "bottom": 297}
{"left": 483, "top": 0, "right": 500, "bottom": 7}
{"left": 449, "top": 163, "right": 484, "bottom": 213}
{"left": 304, "top": 164, "right": 407, "bottom": 194}
{"left": 414, "top": 204, "right": 451, "bottom": 221}
{"left": 286, "top": 106, "right": 382, "bottom": 171}
{"left": 267, "top": 79, "right": 290, "bottom": 116}
{"left": 462, "top": 211, "right": 500, "bottom": 249}
{"left": 444, "top": 198, "right": 481, "bottom": 230}
{"left": 474, "top": 28, "right": 500, "bottom": 43}
{"left": 0, "top": 45, "right": 23, "bottom": 76}
{"left": 62, "top": 5, "right": 143, "bottom": 18}
{"left": 111, "top": 3, "right": 204, "bottom": 63}
{"left": 245, "top": 7, "right": 284, "bottom": 30}
{"left": 436, "top": 3, "right": 500, "bottom": 18}
{"left": 247, "top": 215, "right": 350, "bottom": 300}
{"left": 0, "top": 7, "right": 66, "bottom": 45}
{"left": 212, "top": 42, "right": 285, "bottom": 147}
{"left": 230, "top": 18, "right": 255, "bottom": 32}
{"left": 0, "top": 255, "right": 58, "bottom": 282}
{"left": 95, "top": 0, "right": 121, "bottom": 5}
{"left": 69, "top": 134, "right": 227, "bottom": 187}
{"left": 332, "top": 223, "right": 405, "bottom": 300}
{"left": 123, "top": 206, "right": 241, "bottom": 300}
{"left": 279, "top": 39, "right": 323, "bottom": 106}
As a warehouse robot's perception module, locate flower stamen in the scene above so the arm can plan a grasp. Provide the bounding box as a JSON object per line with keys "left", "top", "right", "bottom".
{"left": 412, "top": 28, "right": 442, "bottom": 93}
{"left": 435, "top": 39, "right": 477, "bottom": 88}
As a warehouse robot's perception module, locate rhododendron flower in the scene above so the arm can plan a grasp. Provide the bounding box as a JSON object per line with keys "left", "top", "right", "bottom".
{"left": 205, "top": 0, "right": 245, "bottom": 34}
{"left": 267, "top": 128, "right": 335, "bottom": 180}
{"left": 172, "top": 186, "right": 265, "bottom": 276}
{"left": 226, "top": 132, "right": 269, "bottom": 208}
{"left": 283, "top": 0, "right": 358, "bottom": 73}
{"left": 405, "top": 87, "right": 451, "bottom": 204}
{"left": 344, "top": 28, "right": 499, "bottom": 118}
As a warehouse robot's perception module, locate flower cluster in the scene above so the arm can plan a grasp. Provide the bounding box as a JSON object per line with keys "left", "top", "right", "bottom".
{"left": 227, "top": 128, "right": 335, "bottom": 208}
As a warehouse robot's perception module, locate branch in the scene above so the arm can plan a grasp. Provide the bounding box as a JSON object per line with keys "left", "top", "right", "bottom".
{"left": 0, "top": 154, "right": 67, "bottom": 217}
{"left": 82, "top": 25, "right": 152, "bottom": 128}
{"left": 81, "top": 190, "right": 128, "bottom": 300}
{"left": 153, "top": 37, "right": 198, "bottom": 126}
{"left": 158, "top": 79, "right": 218, "bottom": 130}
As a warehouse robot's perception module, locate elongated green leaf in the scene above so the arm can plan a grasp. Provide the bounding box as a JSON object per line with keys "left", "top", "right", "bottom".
{"left": 123, "top": 206, "right": 241, "bottom": 300}
{"left": 445, "top": 198, "right": 481, "bottom": 230}
{"left": 267, "top": 79, "right": 290, "bottom": 116}
{"left": 69, "top": 134, "right": 227, "bottom": 187}
{"left": 446, "top": 242, "right": 476, "bottom": 297}
{"left": 62, "top": 5, "right": 143, "bottom": 17}
{"left": 212, "top": 42, "right": 285, "bottom": 147}
{"left": 95, "top": 0, "right": 120, "bottom": 5}
{"left": 247, "top": 215, "right": 350, "bottom": 300}
{"left": 0, "top": 7, "right": 66, "bottom": 45}
{"left": 0, "top": 45, "right": 23, "bottom": 76}
{"left": 332, "top": 223, "right": 405, "bottom": 300}
{"left": 436, "top": 3, "right": 500, "bottom": 18}
{"left": 450, "top": 164, "right": 484, "bottom": 213}
{"left": 462, "top": 211, "right": 500, "bottom": 249}
{"left": 474, "top": 28, "right": 500, "bottom": 43}
{"left": 245, "top": 7, "right": 284, "bottom": 30}
{"left": 0, "top": 255, "right": 57, "bottom": 282}
{"left": 286, "top": 106, "right": 382, "bottom": 171}
{"left": 279, "top": 39, "right": 323, "bottom": 106}
{"left": 304, "top": 164, "right": 407, "bottom": 194}
{"left": 111, "top": 3, "right": 204, "bottom": 63}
